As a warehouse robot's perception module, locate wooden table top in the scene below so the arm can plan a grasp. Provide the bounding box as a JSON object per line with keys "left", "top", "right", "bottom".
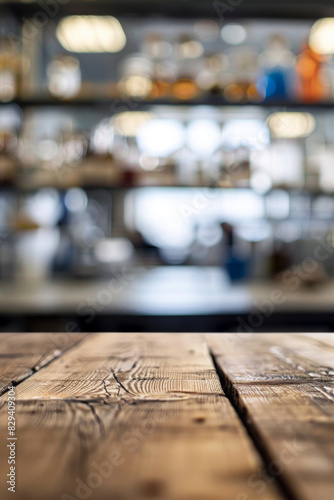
{"left": 0, "top": 332, "right": 333, "bottom": 500}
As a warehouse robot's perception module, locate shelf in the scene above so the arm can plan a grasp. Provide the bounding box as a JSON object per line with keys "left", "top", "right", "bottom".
{"left": 3, "top": 97, "right": 334, "bottom": 111}
{"left": 0, "top": 181, "right": 329, "bottom": 195}
{"left": 1, "top": 182, "right": 248, "bottom": 192}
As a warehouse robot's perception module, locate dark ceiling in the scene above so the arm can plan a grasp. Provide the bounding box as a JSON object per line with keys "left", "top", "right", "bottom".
{"left": 2, "top": 0, "right": 334, "bottom": 20}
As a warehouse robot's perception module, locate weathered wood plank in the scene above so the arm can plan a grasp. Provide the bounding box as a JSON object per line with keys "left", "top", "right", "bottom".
{"left": 10, "top": 333, "right": 223, "bottom": 401}
{"left": 0, "top": 333, "right": 284, "bottom": 500}
{"left": 298, "top": 332, "right": 334, "bottom": 348}
{"left": 0, "top": 332, "right": 87, "bottom": 396}
{"left": 207, "top": 333, "right": 334, "bottom": 500}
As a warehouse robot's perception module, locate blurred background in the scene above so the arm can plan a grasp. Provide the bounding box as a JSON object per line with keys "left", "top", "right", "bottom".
{"left": 2, "top": 0, "right": 334, "bottom": 332}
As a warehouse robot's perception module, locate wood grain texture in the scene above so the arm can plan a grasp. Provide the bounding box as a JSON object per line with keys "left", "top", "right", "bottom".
{"left": 207, "top": 333, "right": 334, "bottom": 500}
{"left": 0, "top": 332, "right": 87, "bottom": 396}
{"left": 0, "top": 333, "right": 283, "bottom": 500}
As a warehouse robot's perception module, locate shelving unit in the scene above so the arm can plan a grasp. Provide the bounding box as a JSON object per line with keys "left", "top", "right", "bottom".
{"left": 1, "top": 3, "right": 334, "bottom": 214}
{"left": 1, "top": 1, "right": 334, "bottom": 332}
{"left": 3, "top": 97, "right": 334, "bottom": 109}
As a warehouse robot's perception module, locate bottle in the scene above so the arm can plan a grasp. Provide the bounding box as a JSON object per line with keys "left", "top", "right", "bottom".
{"left": 257, "top": 34, "right": 295, "bottom": 101}
{"left": 296, "top": 43, "right": 330, "bottom": 102}
{"left": 0, "top": 35, "right": 20, "bottom": 102}
{"left": 47, "top": 55, "right": 81, "bottom": 99}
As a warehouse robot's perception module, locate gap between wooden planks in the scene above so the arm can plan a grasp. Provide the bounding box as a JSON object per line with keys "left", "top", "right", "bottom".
{"left": 0, "top": 332, "right": 284, "bottom": 500}
{"left": 0, "top": 332, "right": 87, "bottom": 397}
{"left": 207, "top": 333, "right": 334, "bottom": 500}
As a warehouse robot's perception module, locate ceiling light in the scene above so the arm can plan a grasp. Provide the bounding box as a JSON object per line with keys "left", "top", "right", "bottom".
{"left": 309, "top": 18, "right": 334, "bottom": 54}
{"left": 268, "top": 112, "right": 315, "bottom": 138}
{"left": 56, "top": 16, "right": 126, "bottom": 53}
